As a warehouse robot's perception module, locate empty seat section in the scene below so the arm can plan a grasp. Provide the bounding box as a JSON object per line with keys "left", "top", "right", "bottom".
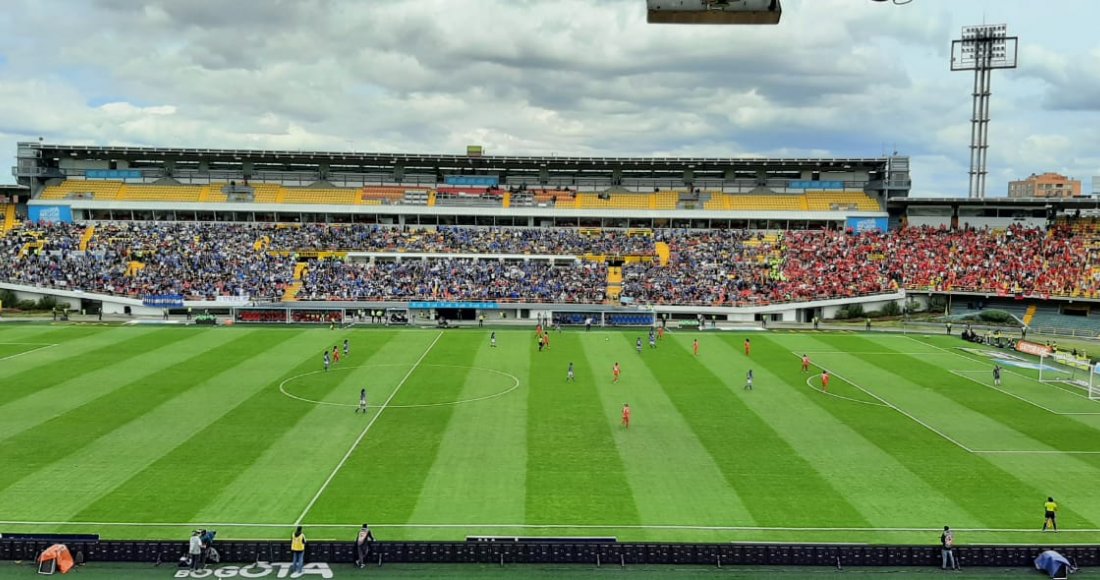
{"left": 805, "top": 191, "right": 880, "bottom": 211}
{"left": 119, "top": 184, "right": 204, "bottom": 202}
{"left": 249, "top": 183, "right": 282, "bottom": 204}
{"left": 281, "top": 188, "right": 359, "bottom": 205}
{"left": 361, "top": 186, "right": 406, "bottom": 204}
{"left": 39, "top": 180, "right": 124, "bottom": 200}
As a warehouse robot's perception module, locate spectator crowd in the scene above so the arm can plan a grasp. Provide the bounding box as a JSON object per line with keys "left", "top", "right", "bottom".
{"left": 1, "top": 221, "right": 1096, "bottom": 306}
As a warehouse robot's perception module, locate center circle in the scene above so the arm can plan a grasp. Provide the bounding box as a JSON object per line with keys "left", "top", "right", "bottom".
{"left": 279, "top": 363, "right": 521, "bottom": 408}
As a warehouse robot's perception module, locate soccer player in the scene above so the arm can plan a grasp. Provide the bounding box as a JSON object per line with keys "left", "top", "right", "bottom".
{"left": 621, "top": 403, "right": 631, "bottom": 429}
{"left": 693, "top": 339, "right": 699, "bottom": 356}
{"left": 657, "top": 326, "right": 665, "bottom": 341}
{"left": 566, "top": 362, "right": 575, "bottom": 383}
{"left": 745, "top": 369, "right": 754, "bottom": 390}
{"left": 490, "top": 331, "right": 497, "bottom": 348}
{"left": 323, "top": 351, "right": 330, "bottom": 372}
{"left": 544, "top": 333, "right": 551, "bottom": 350}
{"left": 821, "top": 370, "right": 830, "bottom": 393}
{"left": 744, "top": 338, "right": 751, "bottom": 356}
{"left": 1043, "top": 497, "right": 1058, "bottom": 532}
{"left": 801, "top": 354, "right": 811, "bottom": 372}
{"left": 357, "top": 388, "right": 367, "bottom": 414}
{"left": 537, "top": 334, "right": 545, "bottom": 352}
{"left": 649, "top": 333, "right": 657, "bottom": 349}
{"left": 993, "top": 364, "right": 1002, "bottom": 386}
{"left": 613, "top": 362, "right": 621, "bottom": 383}
{"left": 636, "top": 337, "right": 643, "bottom": 354}
{"left": 343, "top": 339, "right": 350, "bottom": 358}
{"left": 332, "top": 345, "right": 340, "bottom": 364}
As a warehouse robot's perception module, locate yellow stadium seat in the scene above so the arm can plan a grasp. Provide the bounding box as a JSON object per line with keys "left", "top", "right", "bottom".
{"left": 281, "top": 188, "right": 360, "bottom": 205}
{"left": 39, "top": 180, "right": 124, "bottom": 200}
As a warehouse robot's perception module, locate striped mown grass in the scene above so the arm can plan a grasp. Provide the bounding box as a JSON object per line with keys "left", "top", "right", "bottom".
{"left": 0, "top": 324, "right": 1098, "bottom": 545}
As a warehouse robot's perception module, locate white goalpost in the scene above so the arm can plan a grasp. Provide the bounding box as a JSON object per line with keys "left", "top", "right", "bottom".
{"left": 1039, "top": 354, "right": 1100, "bottom": 400}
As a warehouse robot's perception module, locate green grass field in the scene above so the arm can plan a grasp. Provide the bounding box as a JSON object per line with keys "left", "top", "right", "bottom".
{"left": 1, "top": 323, "right": 1099, "bottom": 546}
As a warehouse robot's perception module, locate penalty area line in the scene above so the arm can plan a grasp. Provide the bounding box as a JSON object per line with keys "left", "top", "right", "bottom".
{"left": 789, "top": 352, "right": 974, "bottom": 452}
{"left": 0, "top": 343, "right": 58, "bottom": 361}
{"left": 292, "top": 331, "right": 444, "bottom": 527}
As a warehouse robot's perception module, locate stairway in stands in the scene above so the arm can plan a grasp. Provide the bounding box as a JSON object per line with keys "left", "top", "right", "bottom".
{"left": 79, "top": 225, "right": 95, "bottom": 251}
{"left": 606, "top": 265, "right": 623, "bottom": 301}
{"left": 282, "top": 263, "right": 308, "bottom": 302}
{"left": 1023, "top": 304, "right": 1038, "bottom": 327}
{"left": 0, "top": 204, "right": 16, "bottom": 235}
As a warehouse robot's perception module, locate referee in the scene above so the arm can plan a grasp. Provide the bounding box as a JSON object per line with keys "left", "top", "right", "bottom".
{"left": 1043, "top": 497, "right": 1058, "bottom": 532}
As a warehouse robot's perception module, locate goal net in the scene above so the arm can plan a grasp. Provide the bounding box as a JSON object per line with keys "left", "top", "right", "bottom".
{"left": 1039, "top": 354, "right": 1100, "bottom": 400}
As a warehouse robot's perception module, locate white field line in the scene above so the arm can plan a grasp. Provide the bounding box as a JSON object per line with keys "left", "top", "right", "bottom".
{"left": 790, "top": 352, "right": 975, "bottom": 453}
{"left": 292, "top": 331, "right": 444, "bottom": 526}
{"left": 3, "top": 519, "right": 1100, "bottom": 534}
{"left": 950, "top": 370, "right": 1100, "bottom": 416}
{"left": 802, "top": 375, "right": 890, "bottom": 408}
{"left": 0, "top": 343, "right": 58, "bottom": 361}
{"left": 905, "top": 335, "right": 1100, "bottom": 401}
{"left": 800, "top": 351, "right": 954, "bottom": 356}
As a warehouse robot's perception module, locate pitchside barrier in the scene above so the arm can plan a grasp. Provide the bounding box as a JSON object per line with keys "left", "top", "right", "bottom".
{"left": 0, "top": 538, "right": 1097, "bottom": 568}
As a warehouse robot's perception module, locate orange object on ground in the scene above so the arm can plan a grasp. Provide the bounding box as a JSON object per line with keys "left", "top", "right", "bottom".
{"left": 38, "top": 544, "right": 75, "bottom": 574}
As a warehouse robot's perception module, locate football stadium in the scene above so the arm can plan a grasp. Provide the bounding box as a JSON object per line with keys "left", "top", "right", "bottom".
{"left": 2, "top": 1, "right": 1100, "bottom": 578}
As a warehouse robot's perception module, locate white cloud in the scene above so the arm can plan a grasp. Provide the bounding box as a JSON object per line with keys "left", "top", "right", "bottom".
{"left": 0, "top": 0, "right": 1096, "bottom": 197}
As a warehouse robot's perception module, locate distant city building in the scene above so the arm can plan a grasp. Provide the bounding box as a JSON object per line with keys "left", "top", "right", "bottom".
{"left": 1008, "top": 172, "right": 1081, "bottom": 198}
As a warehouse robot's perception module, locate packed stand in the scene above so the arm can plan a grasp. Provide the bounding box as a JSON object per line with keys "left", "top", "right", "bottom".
{"left": 3, "top": 221, "right": 1099, "bottom": 306}
{"left": 298, "top": 258, "right": 607, "bottom": 303}
{"left": 1, "top": 222, "right": 293, "bottom": 301}
{"left": 622, "top": 230, "right": 785, "bottom": 305}
{"left": 267, "top": 225, "right": 654, "bottom": 256}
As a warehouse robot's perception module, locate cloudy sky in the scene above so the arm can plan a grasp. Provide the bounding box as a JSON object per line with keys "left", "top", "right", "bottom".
{"left": 0, "top": 0, "right": 1097, "bottom": 197}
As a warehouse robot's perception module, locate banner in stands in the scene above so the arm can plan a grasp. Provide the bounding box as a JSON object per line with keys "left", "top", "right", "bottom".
{"left": 1015, "top": 340, "right": 1053, "bottom": 357}
{"left": 174, "top": 562, "right": 333, "bottom": 578}
{"left": 789, "top": 180, "right": 845, "bottom": 189}
{"left": 142, "top": 294, "right": 185, "bottom": 308}
{"left": 409, "top": 301, "right": 499, "bottom": 309}
{"left": 445, "top": 175, "right": 498, "bottom": 187}
{"left": 85, "top": 169, "right": 142, "bottom": 179}
{"left": 215, "top": 295, "right": 250, "bottom": 306}
{"left": 846, "top": 216, "right": 888, "bottom": 234}
{"left": 27, "top": 205, "right": 73, "bottom": 224}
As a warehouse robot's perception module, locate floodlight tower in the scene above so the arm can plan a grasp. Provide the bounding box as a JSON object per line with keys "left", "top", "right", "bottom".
{"left": 951, "top": 24, "right": 1018, "bottom": 199}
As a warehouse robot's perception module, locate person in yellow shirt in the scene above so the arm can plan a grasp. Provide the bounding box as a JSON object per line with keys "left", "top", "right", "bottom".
{"left": 1043, "top": 497, "right": 1058, "bottom": 532}
{"left": 290, "top": 526, "right": 307, "bottom": 573}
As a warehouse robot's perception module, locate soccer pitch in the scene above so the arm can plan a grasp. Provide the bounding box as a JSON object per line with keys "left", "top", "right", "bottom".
{"left": 1, "top": 323, "right": 1099, "bottom": 546}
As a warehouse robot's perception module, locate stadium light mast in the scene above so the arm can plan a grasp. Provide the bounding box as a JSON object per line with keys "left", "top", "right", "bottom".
{"left": 950, "top": 24, "right": 1018, "bottom": 199}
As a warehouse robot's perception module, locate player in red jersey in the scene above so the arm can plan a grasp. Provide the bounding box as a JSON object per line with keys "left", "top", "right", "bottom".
{"left": 612, "top": 362, "right": 621, "bottom": 383}
{"left": 801, "top": 354, "right": 811, "bottom": 372}
{"left": 657, "top": 326, "right": 665, "bottom": 341}
{"left": 821, "top": 370, "right": 830, "bottom": 392}
{"left": 332, "top": 345, "right": 340, "bottom": 364}
{"left": 744, "top": 338, "right": 751, "bottom": 356}
{"left": 693, "top": 339, "right": 699, "bottom": 356}
{"left": 621, "top": 403, "right": 631, "bottom": 429}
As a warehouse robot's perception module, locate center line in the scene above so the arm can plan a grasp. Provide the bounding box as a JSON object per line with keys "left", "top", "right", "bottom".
{"left": 293, "top": 331, "right": 444, "bottom": 526}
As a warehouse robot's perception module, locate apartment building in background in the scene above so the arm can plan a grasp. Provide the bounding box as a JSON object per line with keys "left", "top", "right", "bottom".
{"left": 1008, "top": 172, "right": 1081, "bottom": 198}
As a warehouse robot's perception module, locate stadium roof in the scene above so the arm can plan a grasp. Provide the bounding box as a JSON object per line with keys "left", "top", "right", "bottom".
{"left": 28, "top": 143, "right": 889, "bottom": 171}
